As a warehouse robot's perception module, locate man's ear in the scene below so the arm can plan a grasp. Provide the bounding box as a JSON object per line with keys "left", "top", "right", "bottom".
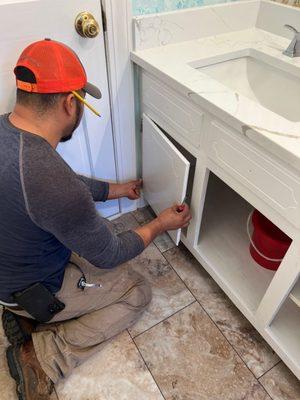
{"left": 62, "top": 93, "right": 76, "bottom": 116}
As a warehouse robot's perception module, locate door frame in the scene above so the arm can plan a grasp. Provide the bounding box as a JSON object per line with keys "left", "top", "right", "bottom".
{"left": 1, "top": 0, "right": 137, "bottom": 216}
{"left": 102, "top": 0, "right": 139, "bottom": 215}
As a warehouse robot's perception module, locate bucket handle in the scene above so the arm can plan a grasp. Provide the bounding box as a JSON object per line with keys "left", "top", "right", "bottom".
{"left": 247, "top": 211, "right": 283, "bottom": 262}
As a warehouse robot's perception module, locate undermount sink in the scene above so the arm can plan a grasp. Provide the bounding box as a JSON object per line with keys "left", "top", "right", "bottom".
{"left": 191, "top": 49, "right": 300, "bottom": 122}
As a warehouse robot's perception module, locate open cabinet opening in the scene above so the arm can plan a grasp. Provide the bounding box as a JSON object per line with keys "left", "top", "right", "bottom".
{"left": 270, "top": 278, "right": 300, "bottom": 366}
{"left": 197, "top": 171, "right": 292, "bottom": 314}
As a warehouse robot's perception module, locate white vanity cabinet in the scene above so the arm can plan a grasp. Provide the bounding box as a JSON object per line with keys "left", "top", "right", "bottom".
{"left": 140, "top": 71, "right": 300, "bottom": 379}
{"left": 205, "top": 119, "right": 300, "bottom": 230}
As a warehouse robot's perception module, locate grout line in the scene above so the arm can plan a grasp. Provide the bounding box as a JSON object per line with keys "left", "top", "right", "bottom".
{"left": 161, "top": 248, "right": 171, "bottom": 254}
{"left": 257, "top": 359, "right": 282, "bottom": 380}
{"left": 131, "top": 208, "right": 152, "bottom": 226}
{"left": 257, "top": 379, "right": 274, "bottom": 399}
{"left": 132, "top": 300, "right": 197, "bottom": 339}
{"left": 131, "top": 211, "right": 276, "bottom": 377}
{"left": 127, "top": 329, "right": 167, "bottom": 400}
{"left": 256, "top": 367, "right": 283, "bottom": 400}
{"left": 130, "top": 210, "right": 198, "bottom": 339}
{"left": 53, "top": 386, "right": 60, "bottom": 400}
{"left": 159, "top": 249, "right": 201, "bottom": 303}
{"left": 194, "top": 298, "right": 273, "bottom": 397}
{"left": 129, "top": 212, "right": 274, "bottom": 397}
{"left": 159, "top": 248, "right": 278, "bottom": 394}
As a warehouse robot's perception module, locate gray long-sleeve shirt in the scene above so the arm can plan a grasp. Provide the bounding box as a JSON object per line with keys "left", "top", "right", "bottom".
{"left": 0, "top": 114, "right": 144, "bottom": 302}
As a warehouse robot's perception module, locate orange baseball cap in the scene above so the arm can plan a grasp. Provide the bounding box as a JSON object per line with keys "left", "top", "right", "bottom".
{"left": 14, "top": 38, "right": 101, "bottom": 99}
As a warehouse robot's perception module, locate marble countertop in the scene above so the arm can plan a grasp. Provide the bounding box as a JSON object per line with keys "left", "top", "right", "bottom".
{"left": 131, "top": 28, "right": 300, "bottom": 172}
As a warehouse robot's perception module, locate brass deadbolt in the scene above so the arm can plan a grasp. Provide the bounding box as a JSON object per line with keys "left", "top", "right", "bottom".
{"left": 75, "top": 12, "right": 100, "bottom": 38}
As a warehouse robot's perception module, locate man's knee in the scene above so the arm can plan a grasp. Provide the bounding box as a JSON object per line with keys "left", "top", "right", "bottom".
{"left": 125, "top": 274, "right": 152, "bottom": 311}
{"left": 139, "top": 278, "right": 152, "bottom": 308}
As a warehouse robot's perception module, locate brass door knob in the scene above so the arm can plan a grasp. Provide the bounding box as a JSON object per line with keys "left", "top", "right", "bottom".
{"left": 75, "top": 12, "right": 100, "bottom": 38}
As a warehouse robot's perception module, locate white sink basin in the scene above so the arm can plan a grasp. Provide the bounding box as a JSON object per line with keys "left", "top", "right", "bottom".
{"left": 191, "top": 49, "right": 300, "bottom": 122}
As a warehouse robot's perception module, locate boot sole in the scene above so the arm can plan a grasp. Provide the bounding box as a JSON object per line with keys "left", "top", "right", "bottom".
{"left": 2, "top": 310, "right": 31, "bottom": 346}
{"left": 6, "top": 345, "right": 25, "bottom": 400}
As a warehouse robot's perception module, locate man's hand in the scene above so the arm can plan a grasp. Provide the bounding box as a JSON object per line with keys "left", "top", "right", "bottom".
{"left": 134, "top": 204, "right": 192, "bottom": 247}
{"left": 108, "top": 179, "right": 142, "bottom": 200}
{"left": 157, "top": 204, "right": 191, "bottom": 232}
{"left": 121, "top": 179, "right": 142, "bottom": 200}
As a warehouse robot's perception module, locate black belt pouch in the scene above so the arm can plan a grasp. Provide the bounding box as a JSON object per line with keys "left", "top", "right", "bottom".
{"left": 13, "top": 283, "right": 65, "bottom": 323}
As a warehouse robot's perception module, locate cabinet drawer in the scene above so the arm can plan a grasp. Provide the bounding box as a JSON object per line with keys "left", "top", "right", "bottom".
{"left": 142, "top": 73, "right": 204, "bottom": 149}
{"left": 207, "top": 120, "right": 300, "bottom": 227}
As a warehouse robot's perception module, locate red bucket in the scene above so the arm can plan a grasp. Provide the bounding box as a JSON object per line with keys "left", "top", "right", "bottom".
{"left": 248, "top": 210, "right": 292, "bottom": 271}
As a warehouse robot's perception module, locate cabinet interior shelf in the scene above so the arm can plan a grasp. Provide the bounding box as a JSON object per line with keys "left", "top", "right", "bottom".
{"left": 289, "top": 281, "right": 300, "bottom": 308}
{"left": 270, "top": 298, "right": 300, "bottom": 365}
{"left": 197, "top": 172, "right": 276, "bottom": 314}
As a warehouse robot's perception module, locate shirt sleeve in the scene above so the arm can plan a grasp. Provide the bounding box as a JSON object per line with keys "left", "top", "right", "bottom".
{"left": 20, "top": 135, "right": 145, "bottom": 269}
{"left": 77, "top": 174, "right": 109, "bottom": 202}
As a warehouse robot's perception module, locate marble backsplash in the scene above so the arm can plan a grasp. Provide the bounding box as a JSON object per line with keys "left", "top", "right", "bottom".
{"left": 133, "top": 0, "right": 300, "bottom": 52}
{"left": 133, "top": 0, "right": 260, "bottom": 50}
{"left": 132, "top": 0, "right": 238, "bottom": 15}
{"left": 132, "top": 0, "right": 299, "bottom": 15}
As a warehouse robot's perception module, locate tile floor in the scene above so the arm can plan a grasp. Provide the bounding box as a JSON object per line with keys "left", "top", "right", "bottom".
{"left": 0, "top": 207, "right": 299, "bottom": 400}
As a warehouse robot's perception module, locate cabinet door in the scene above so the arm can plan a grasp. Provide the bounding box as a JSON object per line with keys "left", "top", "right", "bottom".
{"left": 142, "top": 114, "right": 190, "bottom": 245}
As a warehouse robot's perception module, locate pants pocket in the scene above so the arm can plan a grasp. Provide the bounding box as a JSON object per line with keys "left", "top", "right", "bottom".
{"left": 55, "top": 263, "right": 83, "bottom": 301}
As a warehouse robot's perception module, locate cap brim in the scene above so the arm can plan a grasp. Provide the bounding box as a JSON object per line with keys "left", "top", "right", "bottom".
{"left": 83, "top": 82, "right": 102, "bottom": 99}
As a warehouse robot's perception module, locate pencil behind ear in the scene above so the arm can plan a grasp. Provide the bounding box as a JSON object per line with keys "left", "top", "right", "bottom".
{"left": 71, "top": 90, "right": 101, "bottom": 117}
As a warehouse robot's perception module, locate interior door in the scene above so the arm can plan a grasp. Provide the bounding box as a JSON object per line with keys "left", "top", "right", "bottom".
{"left": 0, "top": 0, "right": 119, "bottom": 218}
{"left": 142, "top": 114, "right": 190, "bottom": 245}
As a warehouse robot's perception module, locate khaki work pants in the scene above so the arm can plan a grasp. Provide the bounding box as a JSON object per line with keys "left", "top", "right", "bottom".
{"left": 10, "top": 253, "right": 152, "bottom": 383}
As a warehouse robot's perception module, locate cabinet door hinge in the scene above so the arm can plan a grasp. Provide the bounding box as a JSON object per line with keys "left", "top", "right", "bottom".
{"left": 102, "top": 8, "right": 107, "bottom": 32}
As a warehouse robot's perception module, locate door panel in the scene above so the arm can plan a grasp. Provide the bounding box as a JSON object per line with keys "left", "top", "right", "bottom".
{"left": 0, "top": 0, "right": 119, "bottom": 218}
{"left": 142, "top": 114, "right": 190, "bottom": 245}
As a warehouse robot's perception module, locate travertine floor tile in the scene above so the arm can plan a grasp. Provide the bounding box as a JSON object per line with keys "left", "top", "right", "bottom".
{"left": 0, "top": 348, "right": 18, "bottom": 400}
{"left": 0, "top": 310, "right": 21, "bottom": 400}
{"left": 56, "top": 331, "right": 164, "bottom": 400}
{"left": 135, "top": 302, "right": 271, "bottom": 400}
{"left": 93, "top": 211, "right": 193, "bottom": 337}
{"left": 164, "top": 245, "right": 280, "bottom": 378}
{"left": 0, "top": 309, "right": 60, "bottom": 399}
{"left": 259, "top": 362, "right": 300, "bottom": 400}
{"left": 126, "top": 243, "right": 195, "bottom": 337}
{"left": 133, "top": 206, "right": 175, "bottom": 252}
{"left": 132, "top": 206, "right": 156, "bottom": 226}
{"left": 153, "top": 232, "right": 175, "bottom": 253}
{"left": 111, "top": 212, "right": 139, "bottom": 234}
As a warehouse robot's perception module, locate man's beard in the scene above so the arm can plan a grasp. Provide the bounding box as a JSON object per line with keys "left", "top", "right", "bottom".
{"left": 60, "top": 101, "right": 82, "bottom": 143}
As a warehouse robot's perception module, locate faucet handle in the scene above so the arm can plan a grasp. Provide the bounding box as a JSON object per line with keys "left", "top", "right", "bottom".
{"left": 284, "top": 24, "right": 299, "bottom": 35}
{"left": 283, "top": 24, "right": 300, "bottom": 57}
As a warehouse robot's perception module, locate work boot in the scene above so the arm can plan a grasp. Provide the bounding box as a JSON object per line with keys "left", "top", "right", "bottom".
{"left": 6, "top": 340, "right": 54, "bottom": 400}
{"left": 2, "top": 308, "right": 37, "bottom": 345}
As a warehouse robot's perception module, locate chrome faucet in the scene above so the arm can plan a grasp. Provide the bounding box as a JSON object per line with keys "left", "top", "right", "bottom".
{"left": 283, "top": 24, "right": 300, "bottom": 57}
